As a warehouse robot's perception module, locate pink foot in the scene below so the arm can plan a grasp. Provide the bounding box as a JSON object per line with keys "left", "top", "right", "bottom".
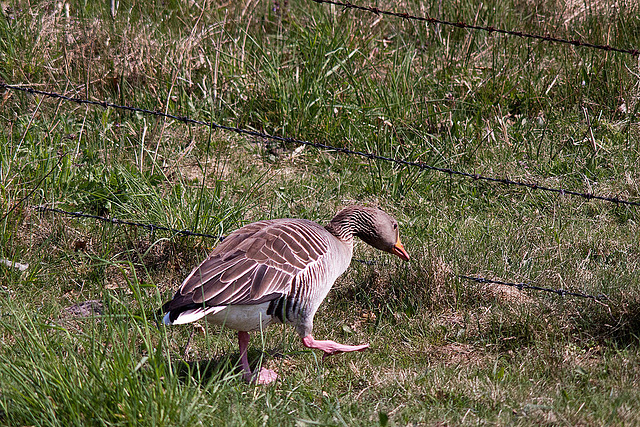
{"left": 301, "top": 335, "right": 369, "bottom": 359}
{"left": 238, "top": 331, "right": 277, "bottom": 385}
{"left": 242, "top": 368, "right": 278, "bottom": 385}
{"left": 253, "top": 368, "right": 278, "bottom": 385}
{"left": 242, "top": 367, "right": 278, "bottom": 385}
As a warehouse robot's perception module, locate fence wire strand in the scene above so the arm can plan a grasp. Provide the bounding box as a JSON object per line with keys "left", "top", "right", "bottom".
{"left": 33, "top": 206, "right": 224, "bottom": 241}
{"left": 311, "top": 0, "right": 640, "bottom": 56}
{"left": 2, "top": 83, "right": 639, "bottom": 209}
{"left": 31, "top": 205, "right": 606, "bottom": 302}
{"left": 458, "top": 274, "right": 608, "bottom": 302}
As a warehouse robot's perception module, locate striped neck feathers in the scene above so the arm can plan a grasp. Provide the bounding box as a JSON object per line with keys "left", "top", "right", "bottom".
{"left": 325, "top": 206, "right": 378, "bottom": 243}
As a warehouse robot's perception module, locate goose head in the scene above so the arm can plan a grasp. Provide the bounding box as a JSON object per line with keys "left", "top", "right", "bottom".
{"left": 329, "top": 206, "right": 410, "bottom": 261}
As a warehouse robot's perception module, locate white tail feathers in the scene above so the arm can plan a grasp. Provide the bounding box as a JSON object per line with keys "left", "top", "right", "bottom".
{"left": 162, "top": 306, "right": 223, "bottom": 325}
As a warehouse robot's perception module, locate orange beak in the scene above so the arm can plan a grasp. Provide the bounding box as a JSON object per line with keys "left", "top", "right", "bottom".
{"left": 391, "top": 238, "right": 410, "bottom": 261}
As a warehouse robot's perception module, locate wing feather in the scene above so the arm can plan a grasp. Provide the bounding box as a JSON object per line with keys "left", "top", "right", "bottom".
{"left": 219, "top": 259, "right": 257, "bottom": 283}
{"left": 162, "top": 219, "right": 331, "bottom": 316}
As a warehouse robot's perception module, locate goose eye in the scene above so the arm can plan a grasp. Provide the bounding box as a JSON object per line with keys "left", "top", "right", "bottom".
{"left": 393, "top": 223, "right": 398, "bottom": 230}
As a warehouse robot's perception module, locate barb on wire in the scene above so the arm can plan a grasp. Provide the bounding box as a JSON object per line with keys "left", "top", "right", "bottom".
{"left": 458, "top": 274, "right": 608, "bottom": 302}
{"left": 3, "top": 82, "right": 640, "bottom": 208}
{"left": 33, "top": 206, "right": 224, "bottom": 241}
{"left": 311, "top": 0, "right": 640, "bottom": 56}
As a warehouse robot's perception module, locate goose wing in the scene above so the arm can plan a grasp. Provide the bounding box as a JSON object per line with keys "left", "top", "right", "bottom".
{"left": 162, "top": 219, "right": 330, "bottom": 322}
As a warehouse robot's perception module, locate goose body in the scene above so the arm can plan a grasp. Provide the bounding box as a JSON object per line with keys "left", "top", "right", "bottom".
{"left": 161, "top": 206, "right": 409, "bottom": 384}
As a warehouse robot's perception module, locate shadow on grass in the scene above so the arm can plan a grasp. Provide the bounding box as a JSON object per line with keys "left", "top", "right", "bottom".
{"left": 172, "top": 347, "right": 286, "bottom": 385}
{"left": 579, "top": 297, "right": 640, "bottom": 348}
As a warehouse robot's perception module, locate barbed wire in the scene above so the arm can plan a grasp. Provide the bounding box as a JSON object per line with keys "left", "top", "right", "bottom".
{"left": 32, "top": 206, "right": 224, "bottom": 241}
{"left": 311, "top": 0, "right": 640, "bottom": 57}
{"left": 3, "top": 83, "right": 639, "bottom": 209}
{"left": 458, "top": 274, "right": 608, "bottom": 302}
{"left": 0, "top": 83, "right": 640, "bottom": 206}
{"left": 31, "top": 205, "right": 607, "bottom": 301}
{"left": 33, "top": 205, "right": 378, "bottom": 266}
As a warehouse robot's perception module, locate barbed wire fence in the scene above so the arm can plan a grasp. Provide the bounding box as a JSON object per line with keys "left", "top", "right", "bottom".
{"left": 2, "top": 83, "right": 639, "bottom": 209}
{"left": 1, "top": 82, "right": 621, "bottom": 303}
{"left": 3, "top": 0, "right": 637, "bottom": 305}
{"left": 311, "top": 0, "right": 640, "bottom": 56}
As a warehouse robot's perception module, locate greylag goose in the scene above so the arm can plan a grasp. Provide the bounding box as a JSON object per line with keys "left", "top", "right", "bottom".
{"left": 161, "top": 205, "right": 410, "bottom": 384}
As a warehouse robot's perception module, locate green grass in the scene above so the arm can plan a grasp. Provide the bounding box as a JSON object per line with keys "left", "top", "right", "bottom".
{"left": 1, "top": 0, "right": 640, "bottom": 425}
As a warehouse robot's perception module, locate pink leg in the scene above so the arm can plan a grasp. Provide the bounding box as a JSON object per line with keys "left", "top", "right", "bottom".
{"left": 237, "top": 331, "right": 278, "bottom": 385}
{"left": 301, "top": 335, "right": 369, "bottom": 359}
{"left": 238, "top": 331, "right": 253, "bottom": 382}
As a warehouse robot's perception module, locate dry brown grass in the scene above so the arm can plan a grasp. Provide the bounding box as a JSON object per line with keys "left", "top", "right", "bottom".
{"left": 11, "top": 0, "right": 237, "bottom": 101}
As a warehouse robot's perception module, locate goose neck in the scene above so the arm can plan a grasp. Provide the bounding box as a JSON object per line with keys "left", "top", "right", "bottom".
{"left": 325, "top": 208, "right": 374, "bottom": 242}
